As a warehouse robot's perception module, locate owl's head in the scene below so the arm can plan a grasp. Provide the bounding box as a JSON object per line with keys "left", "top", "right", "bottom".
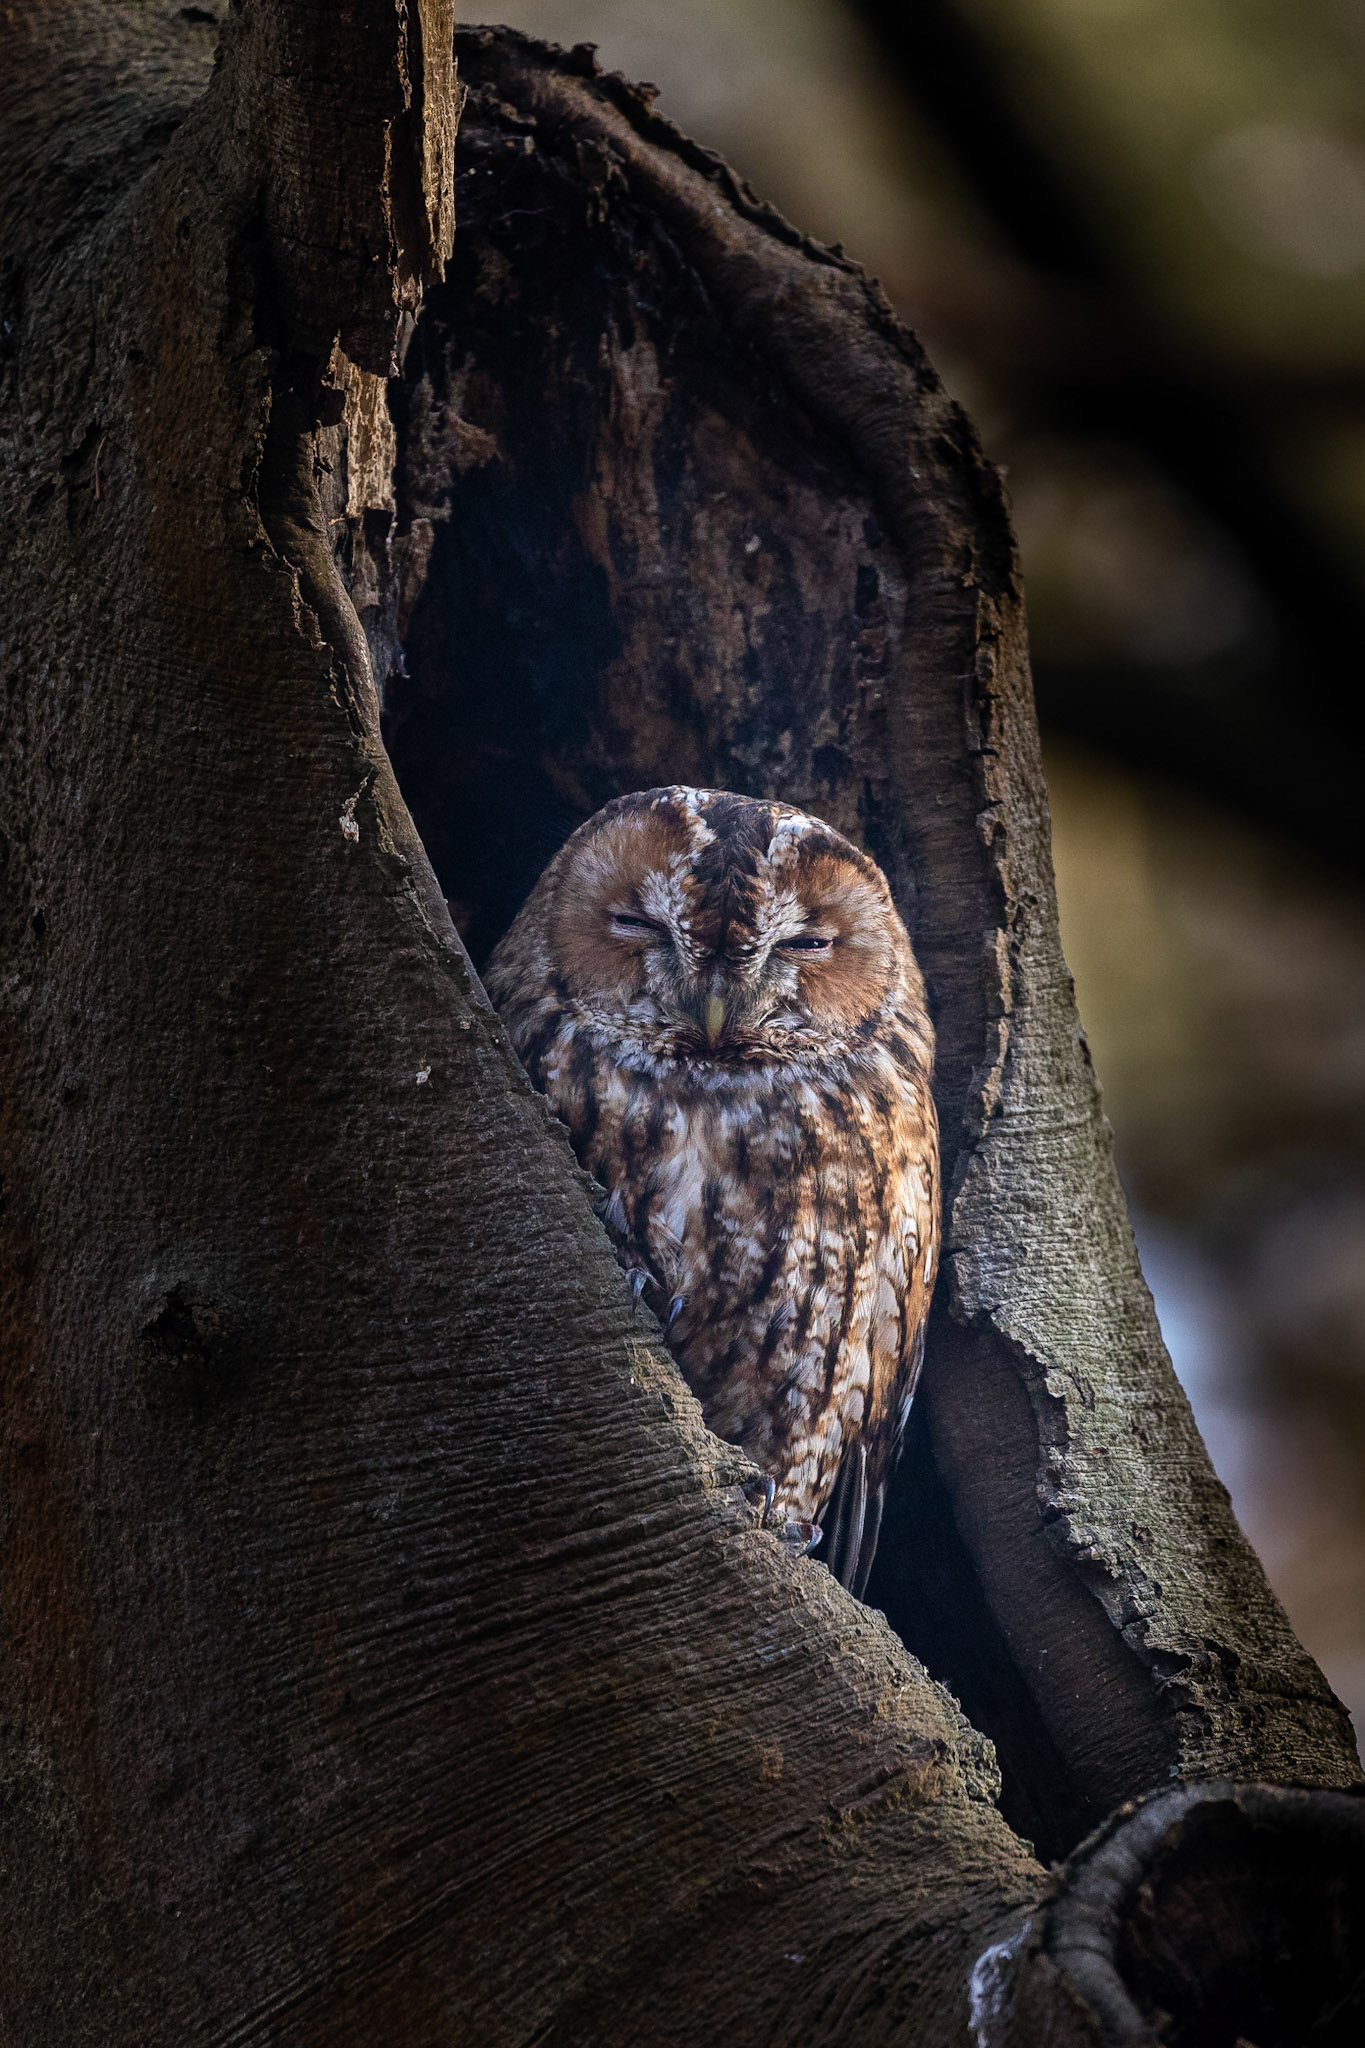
{"left": 489, "top": 787, "right": 931, "bottom": 1070}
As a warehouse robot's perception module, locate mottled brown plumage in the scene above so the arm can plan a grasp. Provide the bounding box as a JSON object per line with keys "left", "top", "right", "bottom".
{"left": 485, "top": 787, "right": 938, "bottom": 1595}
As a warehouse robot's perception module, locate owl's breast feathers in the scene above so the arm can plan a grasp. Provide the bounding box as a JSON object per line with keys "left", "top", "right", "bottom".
{"left": 510, "top": 994, "right": 938, "bottom": 1596}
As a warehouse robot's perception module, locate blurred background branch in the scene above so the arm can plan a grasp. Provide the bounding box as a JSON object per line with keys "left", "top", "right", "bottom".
{"left": 464, "top": 0, "right": 1365, "bottom": 1750}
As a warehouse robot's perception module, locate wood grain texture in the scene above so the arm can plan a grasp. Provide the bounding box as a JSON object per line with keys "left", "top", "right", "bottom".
{"left": 981, "top": 1781, "right": 1365, "bottom": 2046}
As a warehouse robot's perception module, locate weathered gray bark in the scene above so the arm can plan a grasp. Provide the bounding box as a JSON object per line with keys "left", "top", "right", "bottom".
{"left": 0, "top": 7, "right": 1358, "bottom": 2046}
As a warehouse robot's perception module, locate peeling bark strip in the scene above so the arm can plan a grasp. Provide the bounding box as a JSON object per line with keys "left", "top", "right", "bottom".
{"left": 214, "top": 0, "right": 459, "bottom": 369}
{"left": 373, "top": 29, "right": 1361, "bottom": 1861}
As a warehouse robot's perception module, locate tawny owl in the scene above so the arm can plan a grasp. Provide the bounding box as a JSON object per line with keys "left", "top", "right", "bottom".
{"left": 485, "top": 787, "right": 938, "bottom": 1597}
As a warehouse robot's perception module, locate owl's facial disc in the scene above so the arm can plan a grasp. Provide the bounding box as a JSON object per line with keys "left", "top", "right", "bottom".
{"left": 550, "top": 791, "right": 914, "bottom": 1064}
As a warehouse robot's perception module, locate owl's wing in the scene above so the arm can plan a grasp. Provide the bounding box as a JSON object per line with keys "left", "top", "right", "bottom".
{"left": 820, "top": 1317, "right": 926, "bottom": 1599}
{"left": 827, "top": 1115, "right": 939, "bottom": 1599}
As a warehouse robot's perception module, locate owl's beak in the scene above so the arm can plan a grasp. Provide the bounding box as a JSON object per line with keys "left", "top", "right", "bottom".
{"left": 704, "top": 993, "right": 727, "bottom": 1048}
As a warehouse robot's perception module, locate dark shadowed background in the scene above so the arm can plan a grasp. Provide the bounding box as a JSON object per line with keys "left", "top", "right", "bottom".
{"left": 462, "top": 0, "right": 1365, "bottom": 1747}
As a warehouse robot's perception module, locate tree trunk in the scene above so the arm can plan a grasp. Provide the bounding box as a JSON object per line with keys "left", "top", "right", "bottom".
{"left": 0, "top": 7, "right": 1358, "bottom": 2045}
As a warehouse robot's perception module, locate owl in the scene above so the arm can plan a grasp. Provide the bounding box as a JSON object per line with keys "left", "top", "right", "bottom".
{"left": 485, "top": 787, "right": 938, "bottom": 1597}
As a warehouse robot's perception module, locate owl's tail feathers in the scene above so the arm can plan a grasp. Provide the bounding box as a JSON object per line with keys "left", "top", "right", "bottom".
{"left": 851, "top": 1486, "right": 884, "bottom": 1601}
{"left": 823, "top": 1322, "right": 925, "bottom": 1597}
{"left": 822, "top": 1440, "right": 881, "bottom": 1597}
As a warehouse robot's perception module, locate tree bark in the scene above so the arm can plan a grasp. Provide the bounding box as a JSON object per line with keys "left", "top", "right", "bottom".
{"left": 0, "top": 8, "right": 1358, "bottom": 2046}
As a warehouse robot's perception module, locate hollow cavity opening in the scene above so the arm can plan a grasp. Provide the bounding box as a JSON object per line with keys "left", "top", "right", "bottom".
{"left": 366, "top": 65, "right": 1126, "bottom": 1864}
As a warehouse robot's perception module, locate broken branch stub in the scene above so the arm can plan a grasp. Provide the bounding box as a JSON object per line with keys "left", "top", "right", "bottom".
{"left": 975, "top": 1780, "right": 1365, "bottom": 2046}
{"left": 366, "top": 28, "right": 1361, "bottom": 1860}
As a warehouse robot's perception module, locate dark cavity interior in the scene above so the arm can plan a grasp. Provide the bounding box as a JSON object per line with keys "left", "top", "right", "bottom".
{"left": 383, "top": 138, "right": 917, "bottom": 973}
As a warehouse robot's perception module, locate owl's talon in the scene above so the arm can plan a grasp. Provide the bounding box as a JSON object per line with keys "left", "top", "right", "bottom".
{"left": 742, "top": 1475, "right": 777, "bottom": 1527}
{"left": 778, "top": 1517, "right": 822, "bottom": 1559}
{"left": 667, "top": 1294, "right": 685, "bottom": 1329}
{"left": 628, "top": 1267, "right": 650, "bottom": 1307}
